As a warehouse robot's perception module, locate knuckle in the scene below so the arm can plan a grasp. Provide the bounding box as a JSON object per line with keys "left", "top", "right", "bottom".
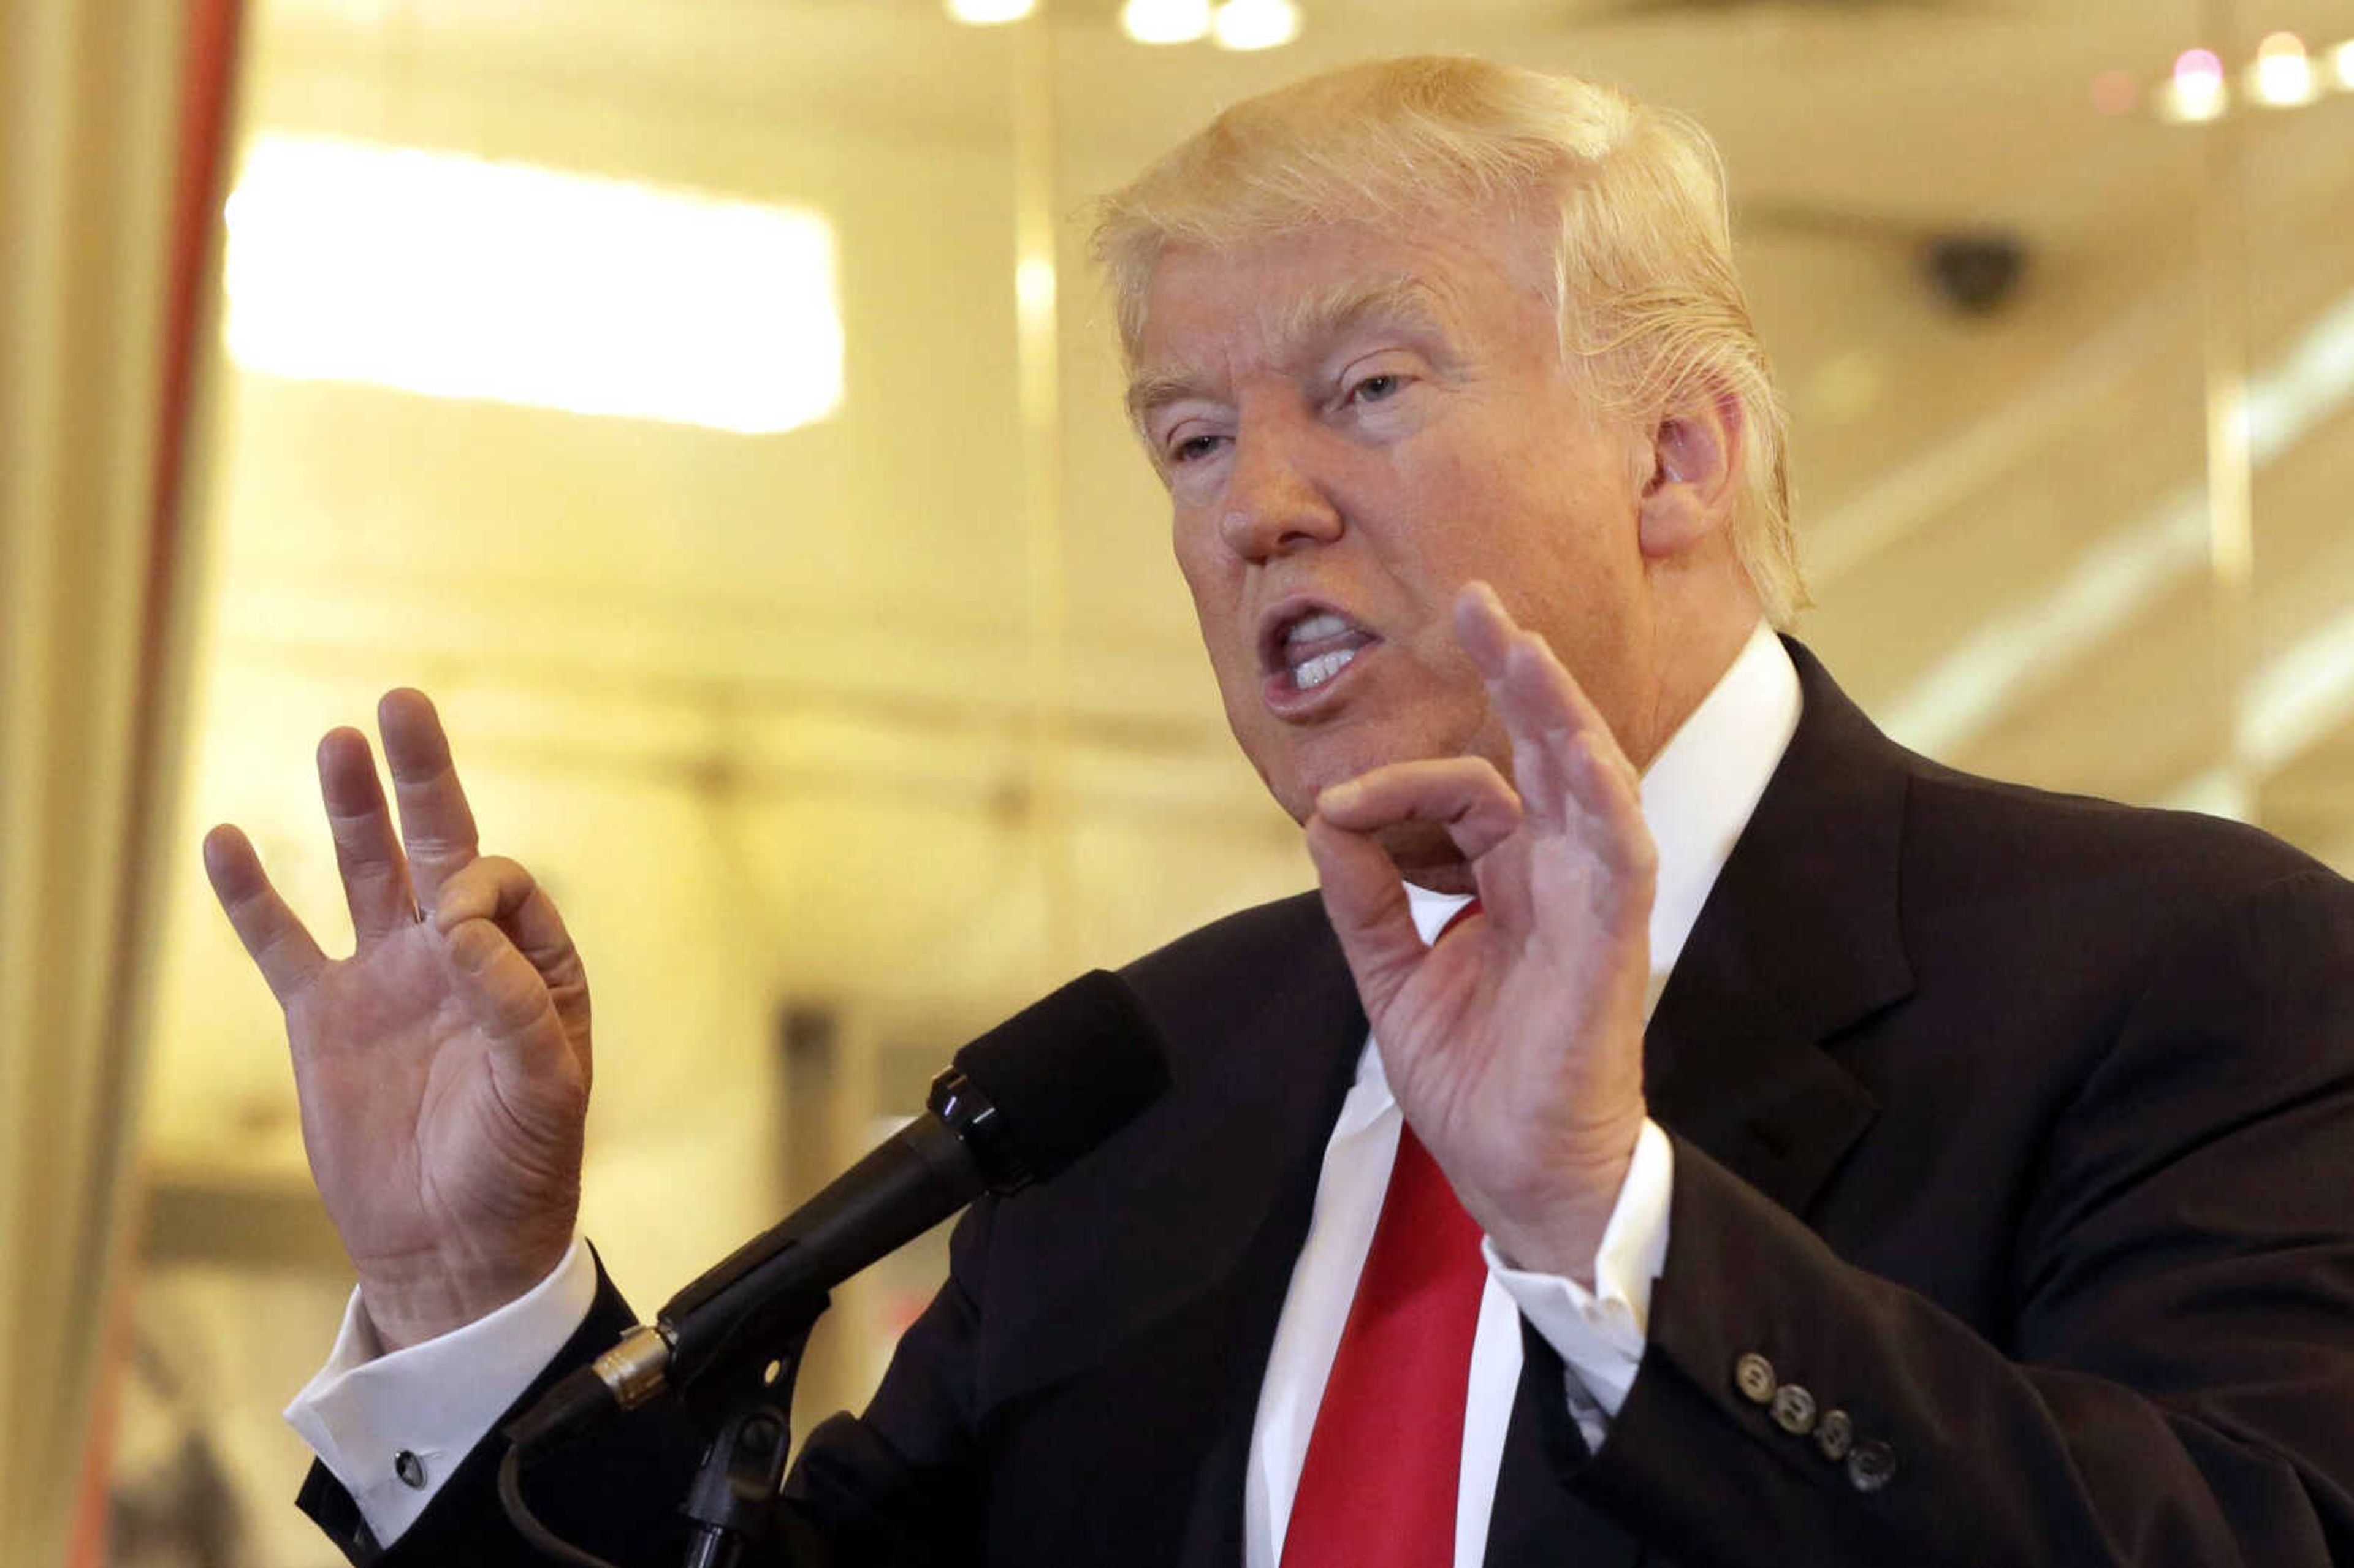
{"left": 492, "top": 983, "right": 551, "bottom": 1033}
{"left": 477, "top": 853, "right": 529, "bottom": 884}
{"left": 406, "top": 830, "right": 477, "bottom": 858}
{"left": 323, "top": 802, "right": 385, "bottom": 833}
{"left": 340, "top": 858, "right": 402, "bottom": 892}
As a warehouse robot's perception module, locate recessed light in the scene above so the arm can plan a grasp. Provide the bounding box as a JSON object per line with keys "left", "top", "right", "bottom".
{"left": 1121, "top": 0, "right": 1212, "bottom": 45}
{"left": 1211, "top": 0, "right": 1301, "bottom": 51}
{"left": 945, "top": 0, "right": 1035, "bottom": 25}
{"left": 2157, "top": 47, "right": 2229, "bottom": 123}
{"left": 2247, "top": 32, "right": 2320, "bottom": 108}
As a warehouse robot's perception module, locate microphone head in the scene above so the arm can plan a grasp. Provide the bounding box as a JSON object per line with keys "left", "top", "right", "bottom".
{"left": 940, "top": 970, "right": 1171, "bottom": 1185}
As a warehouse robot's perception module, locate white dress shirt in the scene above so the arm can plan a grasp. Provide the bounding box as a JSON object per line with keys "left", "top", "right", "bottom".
{"left": 288, "top": 621, "right": 1803, "bottom": 1560}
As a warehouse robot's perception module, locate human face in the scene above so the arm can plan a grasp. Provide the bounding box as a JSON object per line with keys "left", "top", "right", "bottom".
{"left": 1132, "top": 210, "right": 1663, "bottom": 855}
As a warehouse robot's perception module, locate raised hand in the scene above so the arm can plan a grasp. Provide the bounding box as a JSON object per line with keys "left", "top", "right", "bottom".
{"left": 1303, "top": 582, "right": 1655, "bottom": 1284}
{"left": 203, "top": 690, "right": 592, "bottom": 1350}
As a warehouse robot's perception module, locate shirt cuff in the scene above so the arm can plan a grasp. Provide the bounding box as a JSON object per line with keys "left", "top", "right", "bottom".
{"left": 1485, "top": 1118, "right": 1674, "bottom": 1450}
{"left": 283, "top": 1236, "right": 599, "bottom": 1547}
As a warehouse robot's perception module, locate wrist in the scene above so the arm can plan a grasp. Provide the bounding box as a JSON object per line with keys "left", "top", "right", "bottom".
{"left": 1479, "top": 1119, "right": 1644, "bottom": 1288}
{"left": 355, "top": 1235, "right": 573, "bottom": 1352}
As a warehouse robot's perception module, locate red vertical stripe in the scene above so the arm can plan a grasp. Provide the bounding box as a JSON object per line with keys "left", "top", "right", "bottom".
{"left": 67, "top": 2, "right": 247, "bottom": 1563}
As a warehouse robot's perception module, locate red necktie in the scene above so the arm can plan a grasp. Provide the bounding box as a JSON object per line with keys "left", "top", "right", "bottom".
{"left": 1281, "top": 902, "right": 1485, "bottom": 1568}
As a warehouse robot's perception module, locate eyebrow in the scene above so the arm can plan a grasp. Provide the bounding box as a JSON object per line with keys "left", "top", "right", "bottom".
{"left": 1124, "top": 272, "right": 1456, "bottom": 431}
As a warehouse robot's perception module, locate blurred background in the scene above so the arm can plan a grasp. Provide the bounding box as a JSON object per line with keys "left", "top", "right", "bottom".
{"left": 4, "top": 0, "right": 2350, "bottom": 1561}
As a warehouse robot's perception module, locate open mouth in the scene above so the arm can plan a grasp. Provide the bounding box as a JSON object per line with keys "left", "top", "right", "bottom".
{"left": 1260, "top": 604, "right": 1380, "bottom": 702}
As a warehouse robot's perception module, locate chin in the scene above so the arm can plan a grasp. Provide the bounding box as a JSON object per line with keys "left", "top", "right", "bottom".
{"left": 1235, "top": 690, "right": 1491, "bottom": 823}
{"left": 1263, "top": 746, "right": 1377, "bottom": 826}
{"left": 1260, "top": 729, "right": 1461, "bottom": 828}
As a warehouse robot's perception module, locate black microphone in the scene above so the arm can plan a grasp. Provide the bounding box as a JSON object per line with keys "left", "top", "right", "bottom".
{"left": 506, "top": 969, "right": 1171, "bottom": 1453}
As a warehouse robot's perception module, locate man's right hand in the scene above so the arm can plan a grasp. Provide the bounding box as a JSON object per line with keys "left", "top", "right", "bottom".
{"left": 204, "top": 688, "right": 592, "bottom": 1352}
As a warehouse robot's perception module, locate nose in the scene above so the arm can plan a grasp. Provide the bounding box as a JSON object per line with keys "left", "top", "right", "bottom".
{"left": 1216, "top": 406, "right": 1344, "bottom": 563}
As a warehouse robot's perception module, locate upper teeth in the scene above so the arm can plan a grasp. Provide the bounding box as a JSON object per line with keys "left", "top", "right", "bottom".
{"left": 1284, "top": 611, "right": 1351, "bottom": 647}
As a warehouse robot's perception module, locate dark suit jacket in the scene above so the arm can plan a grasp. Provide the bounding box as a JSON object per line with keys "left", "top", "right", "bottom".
{"left": 303, "top": 644, "right": 2354, "bottom": 1566}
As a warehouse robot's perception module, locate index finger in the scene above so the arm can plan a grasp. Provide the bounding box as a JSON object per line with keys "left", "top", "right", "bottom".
{"left": 1453, "top": 580, "right": 1615, "bottom": 742}
{"left": 202, "top": 824, "right": 328, "bottom": 1002}
{"left": 1452, "top": 582, "right": 1633, "bottom": 832}
{"left": 378, "top": 688, "right": 481, "bottom": 911}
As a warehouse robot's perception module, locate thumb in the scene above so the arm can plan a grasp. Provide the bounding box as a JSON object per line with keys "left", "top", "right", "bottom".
{"left": 438, "top": 917, "right": 569, "bottom": 1069}
{"left": 435, "top": 856, "right": 582, "bottom": 987}
{"left": 1304, "top": 812, "right": 1430, "bottom": 1023}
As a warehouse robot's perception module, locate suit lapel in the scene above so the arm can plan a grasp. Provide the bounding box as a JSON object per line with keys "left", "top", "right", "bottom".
{"left": 1167, "top": 914, "right": 1368, "bottom": 1568}
{"left": 1645, "top": 637, "right": 1911, "bottom": 1225}
{"left": 967, "top": 894, "right": 1365, "bottom": 1567}
{"left": 1484, "top": 642, "right": 1914, "bottom": 1568}
{"left": 980, "top": 896, "right": 1368, "bottom": 1404}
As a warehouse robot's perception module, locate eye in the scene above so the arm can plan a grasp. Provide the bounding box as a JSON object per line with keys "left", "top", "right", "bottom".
{"left": 1169, "top": 432, "right": 1226, "bottom": 465}
{"left": 1350, "top": 373, "right": 1402, "bottom": 404}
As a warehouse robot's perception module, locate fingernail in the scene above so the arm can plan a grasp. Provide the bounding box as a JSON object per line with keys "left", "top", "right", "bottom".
{"left": 1318, "top": 779, "right": 1363, "bottom": 812}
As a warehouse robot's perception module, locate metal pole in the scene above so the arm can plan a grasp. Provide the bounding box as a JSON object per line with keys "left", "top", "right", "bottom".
{"left": 1010, "top": 12, "right": 1077, "bottom": 982}
{"left": 2198, "top": 0, "right": 2257, "bottom": 821}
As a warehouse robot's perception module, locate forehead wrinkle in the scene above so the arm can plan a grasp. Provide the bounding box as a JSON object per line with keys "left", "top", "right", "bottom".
{"left": 1268, "top": 272, "right": 1455, "bottom": 367}
{"left": 1126, "top": 270, "right": 1459, "bottom": 431}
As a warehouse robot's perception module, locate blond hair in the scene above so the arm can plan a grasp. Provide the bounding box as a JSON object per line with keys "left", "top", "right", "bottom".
{"left": 1091, "top": 55, "right": 1807, "bottom": 626}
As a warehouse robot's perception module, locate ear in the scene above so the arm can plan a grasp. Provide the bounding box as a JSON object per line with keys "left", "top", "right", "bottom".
{"left": 1636, "top": 391, "right": 1743, "bottom": 561}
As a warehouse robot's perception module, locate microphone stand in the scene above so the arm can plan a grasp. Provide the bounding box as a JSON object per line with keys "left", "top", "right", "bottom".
{"left": 674, "top": 1298, "right": 826, "bottom": 1568}
{"left": 498, "top": 1293, "right": 830, "bottom": 1568}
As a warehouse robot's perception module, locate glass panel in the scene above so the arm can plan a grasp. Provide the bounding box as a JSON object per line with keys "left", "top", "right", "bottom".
{"left": 2241, "top": 5, "right": 2354, "bottom": 871}
{"left": 123, "top": 1, "right": 2354, "bottom": 1557}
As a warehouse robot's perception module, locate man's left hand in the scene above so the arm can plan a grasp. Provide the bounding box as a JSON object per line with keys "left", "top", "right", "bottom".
{"left": 1305, "top": 580, "right": 1655, "bottom": 1285}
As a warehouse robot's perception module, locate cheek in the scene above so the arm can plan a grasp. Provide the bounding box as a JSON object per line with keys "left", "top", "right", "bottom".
{"left": 1170, "top": 519, "right": 1256, "bottom": 694}
{"left": 1171, "top": 514, "right": 1239, "bottom": 622}
{"left": 1170, "top": 500, "right": 1211, "bottom": 579}
{"left": 1381, "top": 422, "right": 1533, "bottom": 560}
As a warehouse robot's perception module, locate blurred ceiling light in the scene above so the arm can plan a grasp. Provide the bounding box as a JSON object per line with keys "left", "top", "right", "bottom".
{"left": 2327, "top": 38, "right": 2354, "bottom": 91}
{"left": 1122, "top": 0, "right": 1212, "bottom": 45}
{"left": 2247, "top": 32, "right": 2320, "bottom": 108}
{"left": 223, "top": 135, "right": 844, "bottom": 435}
{"left": 2156, "top": 47, "right": 2228, "bottom": 123}
{"left": 1211, "top": 0, "right": 1301, "bottom": 51}
{"left": 945, "top": 0, "right": 1035, "bottom": 23}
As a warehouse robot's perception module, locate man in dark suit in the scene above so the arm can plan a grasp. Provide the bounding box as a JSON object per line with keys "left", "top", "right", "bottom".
{"left": 207, "top": 56, "right": 2354, "bottom": 1566}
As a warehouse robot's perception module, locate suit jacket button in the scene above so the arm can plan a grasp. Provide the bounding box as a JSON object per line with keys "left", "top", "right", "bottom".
{"left": 1770, "top": 1383, "right": 1818, "bottom": 1436}
{"left": 1815, "top": 1408, "right": 1854, "bottom": 1461}
{"left": 1846, "top": 1438, "right": 1897, "bottom": 1493}
{"left": 1734, "top": 1352, "right": 1777, "bottom": 1405}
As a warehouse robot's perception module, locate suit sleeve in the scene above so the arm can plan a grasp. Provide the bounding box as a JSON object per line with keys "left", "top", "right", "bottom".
{"left": 296, "top": 1262, "right": 708, "bottom": 1566}
{"left": 1542, "top": 868, "right": 2354, "bottom": 1567}
{"left": 297, "top": 1202, "right": 1000, "bottom": 1568}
